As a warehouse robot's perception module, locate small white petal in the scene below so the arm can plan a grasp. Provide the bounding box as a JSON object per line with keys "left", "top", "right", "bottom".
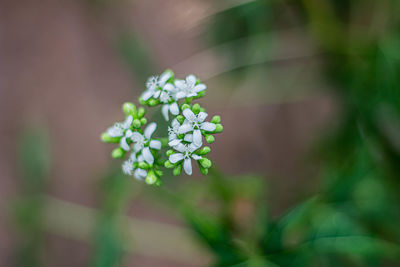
{"left": 137, "top": 155, "right": 145, "bottom": 162}
{"left": 194, "top": 84, "right": 206, "bottom": 92}
{"left": 183, "top": 158, "right": 193, "bottom": 175}
{"left": 144, "top": 122, "right": 157, "bottom": 139}
{"left": 168, "top": 139, "right": 181, "bottom": 147}
{"left": 120, "top": 137, "right": 130, "bottom": 151}
{"left": 163, "top": 83, "right": 175, "bottom": 91}
{"left": 169, "top": 153, "right": 184, "bottom": 163}
{"left": 122, "top": 115, "right": 133, "bottom": 129}
{"left": 184, "top": 134, "right": 193, "bottom": 142}
{"left": 189, "top": 143, "right": 200, "bottom": 153}
{"left": 142, "top": 90, "right": 153, "bottom": 101}
{"left": 153, "top": 90, "right": 161, "bottom": 99}
{"left": 175, "top": 91, "right": 186, "bottom": 99}
{"left": 142, "top": 147, "right": 154, "bottom": 165}
{"left": 129, "top": 153, "right": 137, "bottom": 162}
{"left": 149, "top": 140, "right": 162, "bottom": 150}
{"left": 174, "top": 143, "right": 186, "bottom": 153}
{"left": 169, "top": 102, "right": 179, "bottom": 115}
{"left": 178, "top": 123, "right": 193, "bottom": 134}
{"left": 201, "top": 122, "right": 217, "bottom": 132}
{"left": 162, "top": 104, "right": 169, "bottom": 121}
{"left": 186, "top": 75, "right": 197, "bottom": 85}
{"left": 131, "top": 132, "right": 144, "bottom": 142}
{"left": 192, "top": 154, "right": 202, "bottom": 160}
{"left": 134, "top": 168, "right": 147, "bottom": 180}
{"left": 183, "top": 108, "right": 196, "bottom": 121}
{"left": 197, "top": 112, "right": 208, "bottom": 123}
{"left": 174, "top": 80, "right": 186, "bottom": 89}
{"left": 159, "top": 71, "right": 172, "bottom": 86}
{"left": 172, "top": 118, "right": 180, "bottom": 128}
{"left": 193, "top": 129, "right": 202, "bottom": 146}
{"left": 133, "top": 142, "right": 143, "bottom": 152}
{"left": 125, "top": 129, "right": 133, "bottom": 138}
{"left": 107, "top": 126, "right": 123, "bottom": 137}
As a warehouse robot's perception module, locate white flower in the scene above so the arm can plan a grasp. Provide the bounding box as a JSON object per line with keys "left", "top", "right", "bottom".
{"left": 130, "top": 122, "right": 161, "bottom": 165}
{"left": 160, "top": 83, "right": 180, "bottom": 120}
{"left": 175, "top": 75, "right": 206, "bottom": 99}
{"left": 178, "top": 109, "right": 216, "bottom": 146}
{"left": 141, "top": 71, "right": 172, "bottom": 101}
{"left": 169, "top": 143, "right": 202, "bottom": 175}
{"left": 106, "top": 115, "right": 134, "bottom": 151}
{"left": 122, "top": 153, "right": 148, "bottom": 181}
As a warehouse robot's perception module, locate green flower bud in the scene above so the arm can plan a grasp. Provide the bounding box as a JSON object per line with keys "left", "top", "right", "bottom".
{"left": 199, "top": 158, "right": 212, "bottom": 169}
{"left": 148, "top": 99, "right": 159, "bottom": 106}
{"left": 139, "top": 98, "right": 146, "bottom": 105}
{"left": 145, "top": 170, "right": 157, "bottom": 185}
{"left": 138, "top": 162, "right": 149, "bottom": 169}
{"left": 211, "top": 115, "right": 221, "bottom": 124}
{"left": 155, "top": 170, "right": 163, "bottom": 177}
{"left": 164, "top": 160, "right": 174, "bottom": 168}
{"left": 101, "top": 132, "right": 119, "bottom": 143}
{"left": 205, "top": 135, "right": 215, "bottom": 144}
{"left": 123, "top": 102, "right": 137, "bottom": 117}
{"left": 132, "top": 119, "right": 141, "bottom": 128}
{"left": 112, "top": 148, "right": 125, "bottom": 159}
{"left": 199, "top": 166, "right": 209, "bottom": 175}
{"left": 197, "top": 146, "right": 211, "bottom": 155}
{"left": 176, "top": 115, "right": 185, "bottom": 124}
{"left": 140, "top": 118, "right": 147, "bottom": 125}
{"left": 138, "top": 107, "right": 146, "bottom": 118}
{"left": 181, "top": 104, "right": 190, "bottom": 110}
{"left": 173, "top": 164, "right": 182, "bottom": 176}
{"left": 166, "top": 150, "right": 174, "bottom": 156}
{"left": 214, "top": 124, "right": 223, "bottom": 133}
{"left": 192, "top": 103, "right": 201, "bottom": 114}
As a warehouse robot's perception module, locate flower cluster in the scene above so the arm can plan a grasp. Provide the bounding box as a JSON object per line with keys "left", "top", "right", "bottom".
{"left": 101, "top": 70, "right": 223, "bottom": 186}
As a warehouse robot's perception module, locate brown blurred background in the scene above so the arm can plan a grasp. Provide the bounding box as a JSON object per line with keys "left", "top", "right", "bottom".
{"left": 0, "top": 0, "right": 338, "bottom": 266}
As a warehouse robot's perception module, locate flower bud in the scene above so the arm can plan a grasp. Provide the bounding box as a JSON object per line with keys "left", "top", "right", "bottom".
{"left": 101, "top": 132, "right": 119, "bottom": 143}
{"left": 199, "top": 158, "right": 212, "bottom": 169}
{"left": 140, "top": 118, "right": 147, "bottom": 125}
{"left": 173, "top": 164, "right": 182, "bottom": 176}
{"left": 138, "top": 107, "right": 146, "bottom": 118}
{"left": 205, "top": 135, "right": 215, "bottom": 144}
{"left": 145, "top": 170, "right": 157, "bottom": 185}
{"left": 192, "top": 103, "right": 201, "bottom": 114}
{"left": 166, "top": 150, "right": 174, "bottom": 156}
{"left": 214, "top": 124, "right": 223, "bottom": 133}
{"left": 132, "top": 119, "right": 141, "bottom": 128}
{"left": 176, "top": 115, "right": 185, "bottom": 124}
{"left": 164, "top": 160, "right": 174, "bottom": 168}
{"left": 181, "top": 104, "right": 190, "bottom": 110}
{"left": 155, "top": 170, "right": 163, "bottom": 177}
{"left": 138, "top": 162, "right": 149, "bottom": 169}
{"left": 197, "top": 146, "right": 211, "bottom": 155}
{"left": 139, "top": 98, "right": 146, "bottom": 105}
{"left": 199, "top": 166, "right": 209, "bottom": 175}
{"left": 112, "top": 148, "right": 125, "bottom": 159}
{"left": 148, "top": 99, "right": 159, "bottom": 106}
{"left": 211, "top": 115, "right": 221, "bottom": 124}
{"left": 123, "top": 102, "right": 137, "bottom": 117}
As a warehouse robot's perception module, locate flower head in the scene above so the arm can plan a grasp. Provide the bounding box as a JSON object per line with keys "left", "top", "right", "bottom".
{"left": 141, "top": 71, "right": 172, "bottom": 101}
{"left": 106, "top": 115, "right": 135, "bottom": 151}
{"left": 178, "top": 109, "right": 216, "bottom": 146}
{"left": 175, "top": 75, "right": 206, "bottom": 99}
{"left": 169, "top": 143, "right": 202, "bottom": 175}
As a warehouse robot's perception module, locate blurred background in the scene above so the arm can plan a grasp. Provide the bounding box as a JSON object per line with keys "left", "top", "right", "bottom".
{"left": 1, "top": 0, "right": 400, "bottom": 266}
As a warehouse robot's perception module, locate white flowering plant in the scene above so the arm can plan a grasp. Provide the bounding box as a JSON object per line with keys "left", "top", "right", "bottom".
{"left": 101, "top": 70, "right": 223, "bottom": 186}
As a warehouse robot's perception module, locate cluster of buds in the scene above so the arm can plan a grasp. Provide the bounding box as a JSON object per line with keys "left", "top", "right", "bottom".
{"left": 101, "top": 70, "right": 223, "bottom": 186}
